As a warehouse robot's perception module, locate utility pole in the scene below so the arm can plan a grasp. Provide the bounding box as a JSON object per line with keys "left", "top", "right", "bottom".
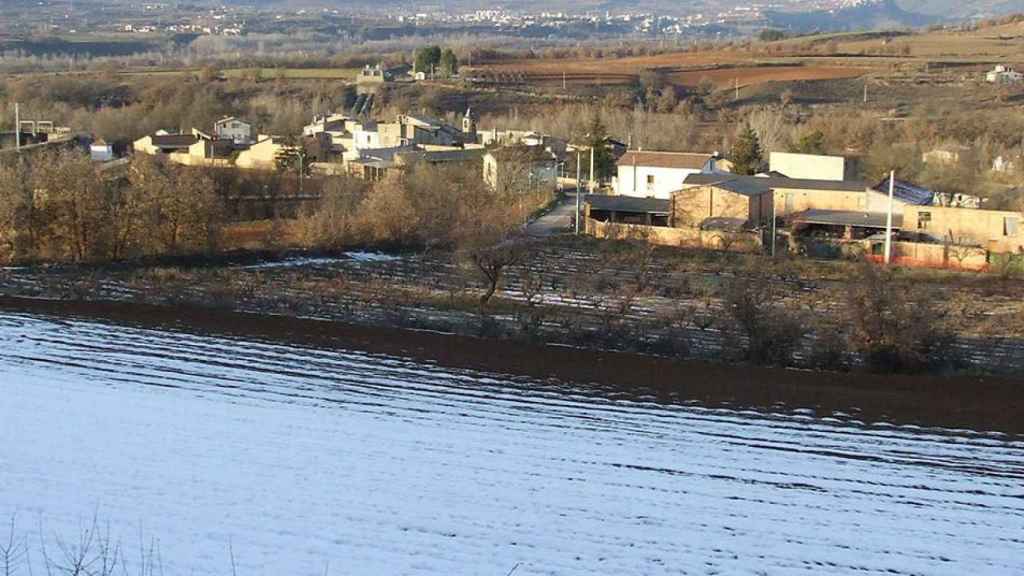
{"left": 884, "top": 170, "right": 895, "bottom": 265}
{"left": 734, "top": 78, "right": 739, "bottom": 101}
{"left": 589, "top": 146, "right": 595, "bottom": 194}
{"left": 14, "top": 102, "right": 20, "bottom": 151}
{"left": 863, "top": 80, "right": 868, "bottom": 104}
{"left": 575, "top": 149, "right": 582, "bottom": 235}
{"left": 562, "top": 71, "right": 566, "bottom": 90}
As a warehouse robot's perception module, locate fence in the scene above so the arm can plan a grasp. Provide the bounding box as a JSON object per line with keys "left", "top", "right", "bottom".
{"left": 586, "top": 218, "right": 762, "bottom": 252}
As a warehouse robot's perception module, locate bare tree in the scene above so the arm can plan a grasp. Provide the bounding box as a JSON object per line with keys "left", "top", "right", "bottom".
{"left": 465, "top": 242, "right": 526, "bottom": 309}
{"left": 0, "top": 160, "right": 35, "bottom": 263}
{"left": 0, "top": 514, "right": 29, "bottom": 576}
{"left": 34, "top": 151, "right": 113, "bottom": 263}
{"left": 846, "top": 261, "right": 956, "bottom": 373}
{"left": 745, "top": 106, "right": 791, "bottom": 156}
{"left": 724, "top": 259, "right": 806, "bottom": 365}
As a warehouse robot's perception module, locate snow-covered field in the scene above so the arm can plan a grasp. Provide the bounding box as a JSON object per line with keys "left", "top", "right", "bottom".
{"left": 0, "top": 313, "right": 1021, "bottom": 576}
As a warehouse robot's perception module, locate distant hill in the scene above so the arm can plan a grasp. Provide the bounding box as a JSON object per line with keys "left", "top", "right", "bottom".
{"left": 897, "top": 0, "right": 1022, "bottom": 18}
{"left": 765, "top": 0, "right": 937, "bottom": 32}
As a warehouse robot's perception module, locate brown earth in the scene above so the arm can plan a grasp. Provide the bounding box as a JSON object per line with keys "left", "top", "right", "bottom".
{"left": 470, "top": 50, "right": 878, "bottom": 89}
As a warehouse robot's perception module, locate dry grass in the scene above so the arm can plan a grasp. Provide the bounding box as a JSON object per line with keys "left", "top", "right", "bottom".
{"left": 120, "top": 67, "right": 360, "bottom": 80}
{"left": 222, "top": 220, "right": 279, "bottom": 250}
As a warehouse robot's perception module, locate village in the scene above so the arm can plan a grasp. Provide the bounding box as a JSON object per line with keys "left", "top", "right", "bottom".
{"left": 1, "top": 36, "right": 1023, "bottom": 377}
{"left": 4, "top": 75, "right": 1024, "bottom": 273}
{"left": 4, "top": 5, "right": 1024, "bottom": 576}
{"left": 105, "top": 64, "right": 1024, "bottom": 273}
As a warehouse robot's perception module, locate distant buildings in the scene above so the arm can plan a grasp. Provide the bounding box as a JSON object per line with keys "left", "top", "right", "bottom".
{"left": 89, "top": 139, "right": 114, "bottom": 162}
{"left": 986, "top": 65, "right": 1023, "bottom": 85}
{"left": 356, "top": 64, "right": 413, "bottom": 92}
{"left": 922, "top": 144, "right": 970, "bottom": 166}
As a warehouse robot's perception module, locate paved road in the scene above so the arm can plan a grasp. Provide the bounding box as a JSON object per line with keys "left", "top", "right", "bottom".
{"left": 526, "top": 191, "right": 580, "bottom": 237}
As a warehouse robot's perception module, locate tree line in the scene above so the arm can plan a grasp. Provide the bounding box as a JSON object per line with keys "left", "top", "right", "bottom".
{"left": 0, "top": 151, "right": 553, "bottom": 265}
{"left": 0, "top": 152, "right": 223, "bottom": 263}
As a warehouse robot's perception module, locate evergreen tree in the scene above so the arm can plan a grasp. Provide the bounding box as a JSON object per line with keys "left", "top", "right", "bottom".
{"left": 583, "top": 112, "right": 614, "bottom": 183}
{"left": 793, "top": 130, "right": 827, "bottom": 155}
{"left": 439, "top": 49, "right": 459, "bottom": 77}
{"left": 414, "top": 46, "right": 442, "bottom": 76}
{"left": 731, "top": 125, "right": 764, "bottom": 176}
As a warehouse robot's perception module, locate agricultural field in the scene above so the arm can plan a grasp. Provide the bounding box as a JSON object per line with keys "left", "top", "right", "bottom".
{"left": 120, "top": 67, "right": 360, "bottom": 80}
{"left": 469, "top": 55, "right": 880, "bottom": 91}
{"left": 466, "top": 21, "right": 1024, "bottom": 93}
{"left": 830, "top": 22, "right": 1024, "bottom": 61}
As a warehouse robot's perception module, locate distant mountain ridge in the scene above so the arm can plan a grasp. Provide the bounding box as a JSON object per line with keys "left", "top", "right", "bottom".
{"left": 765, "top": 0, "right": 937, "bottom": 32}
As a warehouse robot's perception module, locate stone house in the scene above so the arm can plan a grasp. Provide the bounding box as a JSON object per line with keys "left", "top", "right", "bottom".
{"left": 679, "top": 174, "right": 869, "bottom": 225}
{"left": 904, "top": 205, "right": 1024, "bottom": 252}
{"left": 672, "top": 175, "right": 774, "bottom": 230}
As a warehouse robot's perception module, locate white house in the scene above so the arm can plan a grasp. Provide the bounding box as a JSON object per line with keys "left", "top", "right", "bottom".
{"left": 213, "top": 117, "right": 253, "bottom": 145}
{"left": 993, "top": 154, "right": 1018, "bottom": 174}
{"left": 986, "top": 65, "right": 1024, "bottom": 85}
{"left": 90, "top": 140, "right": 114, "bottom": 162}
{"left": 614, "top": 151, "right": 722, "bottom": 199}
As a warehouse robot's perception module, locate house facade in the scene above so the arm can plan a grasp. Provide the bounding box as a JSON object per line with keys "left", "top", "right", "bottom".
{"left": 672, "top": 178, "right": 773, "bottom": 230}
{"left": 133, "top": 132, "right": 199, "bottom": 156}
{"left": 922, "top": 144, "right": 969, "bottom": 165}
{"left": 679, "top": 174, "right": 869, "bottom": 222}
{"left": 483, "top": 146, "right": 558, "bottom": 193}
{"left": 90, "top": 140, "right": 114, "bottom": 162}
{"left": 986, "top": 65, "right": 1024, "bottom": 84}
{"left": 904, "top": 205, "right": 1024, "bottom": 251}
{"left": 768, "top": 152, "right": 849, "bottom": 181}
{"left": 615, "top": 151, "right": 721, "bottom": 199}
{"left": 235, "top": 136, "right": 295, "bottom": 171}
{"left": 214, "top": 117, "right": 253, "bottom": 145}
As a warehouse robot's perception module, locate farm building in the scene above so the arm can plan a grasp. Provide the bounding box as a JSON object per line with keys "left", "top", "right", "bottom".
{"left": 768, "top": 152, "right": 853, "bottom": 181}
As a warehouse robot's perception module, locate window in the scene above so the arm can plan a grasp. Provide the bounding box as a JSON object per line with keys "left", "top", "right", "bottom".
{"left": 917, "top": 211, "right": 931, "bottom": 230}
{"left": 1005, "top": 216, "right": 1019, "bottom": 236}
{"left": 646, "top": 175, "right": 655, "bottom": 185}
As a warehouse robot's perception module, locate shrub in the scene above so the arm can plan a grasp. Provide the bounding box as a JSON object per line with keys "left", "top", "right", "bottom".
{"left": 845, "top": 262, "right": 959, "bottom": 373}
{"left": 723, "top": 260, "right": 806, "bottom": 366}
